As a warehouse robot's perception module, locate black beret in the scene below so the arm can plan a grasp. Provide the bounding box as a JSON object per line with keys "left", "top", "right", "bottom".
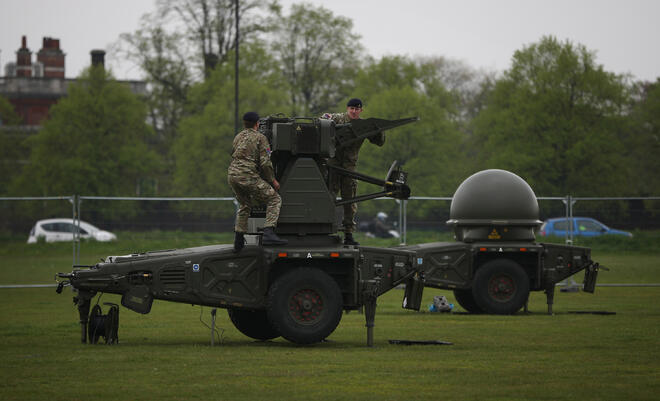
{"left": 242, "top": 111, "right": 260, "bottom": 122}
{"left": 347, "top": 98, "right": 362, "bottom": 108}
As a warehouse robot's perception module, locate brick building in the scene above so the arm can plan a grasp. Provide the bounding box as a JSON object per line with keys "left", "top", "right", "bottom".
{"left": 1, "top": 36, "right": 69, "bottom": 126}
{"left": 1, "top": 35, "right": 146, "bottom": 126}
{"left": 0, "top": 36, "right": 148, "bottom": 194}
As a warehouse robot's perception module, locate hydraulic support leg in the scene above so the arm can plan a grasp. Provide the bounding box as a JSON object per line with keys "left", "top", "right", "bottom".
{"left": 364, "top": 296, "right": 377, "bottom": 347}
{"left": 74, "top": 291, "right": 94, "bottom": 343}
{"left": 545, "top": 285, "right": 555, "bottom": 315}
{"left": 362, "top": 278, "right": 380, "bottom": 347}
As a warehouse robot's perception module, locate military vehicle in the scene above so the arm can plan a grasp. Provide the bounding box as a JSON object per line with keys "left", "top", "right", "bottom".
{"left": 399, "top": 169, "right": 602, "bottom": 315}
{"left": 56, "top": 116, "right": 603, "bottom": 346}
{"left": 56, "top": 116, "right": 425, "bottom": 346}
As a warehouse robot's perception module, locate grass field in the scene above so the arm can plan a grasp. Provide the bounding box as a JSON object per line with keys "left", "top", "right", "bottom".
{"left": 1, "top": 231, "right": 659, "bottom": 400}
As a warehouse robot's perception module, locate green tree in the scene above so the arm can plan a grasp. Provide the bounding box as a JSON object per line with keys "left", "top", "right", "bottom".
{"left": 117, "top": 0, "right": 278, "bottom": 81}
{"left": 117, "top": 24, "right": 193, "bottom": 161}
{"left": 0, "top": 95, "right": 20, "bottom": 126}
{"left": 154, "top": 0, "right": 277, "bottom": 75}
{"left": 114, "top": 0, "right": 278, "bottom": 192}
{"left": 355, "top": 56, "right": 467, "bottom": 189}
{"left": 348, "top": 56, "right": 468, "bottom": 219}
{"left": 11, "top": 67, "right": 160, "bottom": 197}
{"left": 0, "top": 96, "right": 23, "bottom": 195}
{"left": 271, "top": 3, "right": 362, "bottom": 115}
{"left": 472, "top": 36, "right": 631, "bottom": 196}
{"left": 171, "top": 44, "right": 288, "bottom": 204}
{"left": 416, "top": 56, "right": 498, "bottom": 142}
{"left": 628, "top": 78, "right": 660, "bottom": 195}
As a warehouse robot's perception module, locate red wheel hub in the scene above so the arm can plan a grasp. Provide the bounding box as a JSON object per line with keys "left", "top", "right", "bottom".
{"left": 289, "top": 288, "right": 323, "bottom": 324}
{"left": 488, "top": 274, "right": 516, "bottom": 302}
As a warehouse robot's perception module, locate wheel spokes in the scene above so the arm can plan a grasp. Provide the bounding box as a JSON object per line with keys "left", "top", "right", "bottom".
{"left": 488, "top": 275, "right": 516, "bottom": 301}
{"left": 289, "top": 289, "right": 324, "bottom": 322}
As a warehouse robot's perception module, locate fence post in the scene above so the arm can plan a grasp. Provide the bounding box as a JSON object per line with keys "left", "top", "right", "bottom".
{"left": 232, "top": 198, "right": 239, "bottom": 230}
{"left": 396, "top": 199, "right": 402, "bottom": 245}
{"left": 76, "top": 195, "right": 82, "bottom": 264}
{"left": 562, "top": 195, "right": 570, "bottom": 245}
{"left": 561, "top": 195, "right": 577, "bottom": 245}
{"left": 569, "top": 195, "right": 574, "bottom": 245}
{"left": 403, "top": 199, "right": 407, "bottom": 245}
{"left": 69, "top": 195, "right": 79, "bottom": 266}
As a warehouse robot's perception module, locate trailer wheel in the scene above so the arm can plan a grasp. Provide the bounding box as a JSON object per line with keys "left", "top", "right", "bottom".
{"left": 227, "top": 308, "right": 280, "bottom": 341}
{"left": 472, "top": 259, "right": 530, "bottom": 314}
{"left": 267, "top": 268, "right": 343, "bottom": 344}
{"left": 453, "top": 289, "right": 483, "bottom": 313}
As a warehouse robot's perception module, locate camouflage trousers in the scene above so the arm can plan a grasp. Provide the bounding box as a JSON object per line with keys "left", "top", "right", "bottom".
{"left": 228, "top": 174, "right": 282, "bottom": 233}
{"left": 328, "top": 163, "right": 358, "bottom": 234}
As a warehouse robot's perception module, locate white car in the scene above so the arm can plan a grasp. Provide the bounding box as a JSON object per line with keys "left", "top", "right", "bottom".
{"left": 27, "top": 218, "right": 117, "bottom": 243}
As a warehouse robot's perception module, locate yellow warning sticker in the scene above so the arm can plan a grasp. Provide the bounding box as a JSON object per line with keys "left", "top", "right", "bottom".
{"left": 488, "top": 229, "right": 501, "bottom": 239}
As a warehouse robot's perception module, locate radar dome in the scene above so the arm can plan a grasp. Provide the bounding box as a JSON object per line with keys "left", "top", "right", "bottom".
{"left": 447, "top": 169, "right": 541, "bottom": 242}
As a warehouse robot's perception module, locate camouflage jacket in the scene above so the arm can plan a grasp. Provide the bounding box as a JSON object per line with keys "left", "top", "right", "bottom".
{"left": 228, "top": 128, "right": 275, "bottom": 182}
{"left": 323, "top": 112, "right": 385, "bottom": 168}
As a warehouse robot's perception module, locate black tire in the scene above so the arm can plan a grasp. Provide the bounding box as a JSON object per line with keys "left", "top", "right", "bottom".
{"left": 266, "top": 268, "right": 343, "bottom": 344}
{"left": 453, "top": 288, "right": 483, "bottom": 314}
{"left": 227, "top": 308, "right": 280, "bottom": 341}
{"left": 105, "top": 305, "right": 119, "bottom": 344}
{"left": 472, "top": 259, "right": 530, "bottom": 315}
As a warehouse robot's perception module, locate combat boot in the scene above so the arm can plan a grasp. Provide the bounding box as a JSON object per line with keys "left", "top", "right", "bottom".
{"left": 233, "top": 232, "right": 245, "bottom": 253}
{"left": 344, "top": 232, "right": 359, "bottom": 246}
{"left": 262, "top": 227, "right": 288, "bottom": 246}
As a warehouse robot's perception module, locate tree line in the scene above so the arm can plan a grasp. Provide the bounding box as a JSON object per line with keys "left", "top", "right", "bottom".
{"left": 1, "top": 0, "right": 658, "bottom": 222}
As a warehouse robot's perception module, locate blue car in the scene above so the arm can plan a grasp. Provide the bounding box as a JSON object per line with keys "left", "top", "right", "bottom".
{"left": 538, "top": 217, "right": 633, "bottom": 238}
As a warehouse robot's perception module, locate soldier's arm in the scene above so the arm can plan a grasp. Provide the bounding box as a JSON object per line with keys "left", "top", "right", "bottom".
{"left": 257, "top": 135, "right": 276, "bottom": 183}
{"left": 321, "top": 112, "right": 348, "bottom": 125}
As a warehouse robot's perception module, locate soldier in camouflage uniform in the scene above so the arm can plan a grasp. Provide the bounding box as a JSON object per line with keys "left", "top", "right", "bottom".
{"left": 322, "top": 98, "right": 385, "bottom": 245}
{"left": 228, "top": 111, "right": 287, "bottom": 251}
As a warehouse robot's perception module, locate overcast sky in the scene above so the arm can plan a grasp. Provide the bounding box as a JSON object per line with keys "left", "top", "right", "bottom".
{"left": 1, "top": 0, "right": 658, "bottom": 82}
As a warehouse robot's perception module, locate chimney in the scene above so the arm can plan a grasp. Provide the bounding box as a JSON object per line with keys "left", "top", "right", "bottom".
{"left": 37, "top": 37, "right": 65, "bottom": 78}
{"left": 16, "top": 35, "right": 32, "bottom": 77}
{"left": 90, "top": 50, "right": 105, "bottom": 68}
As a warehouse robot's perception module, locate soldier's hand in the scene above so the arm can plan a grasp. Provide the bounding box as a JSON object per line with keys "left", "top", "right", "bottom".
{"left": 272, "top": 179, "right": 280, "bottom": 191}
